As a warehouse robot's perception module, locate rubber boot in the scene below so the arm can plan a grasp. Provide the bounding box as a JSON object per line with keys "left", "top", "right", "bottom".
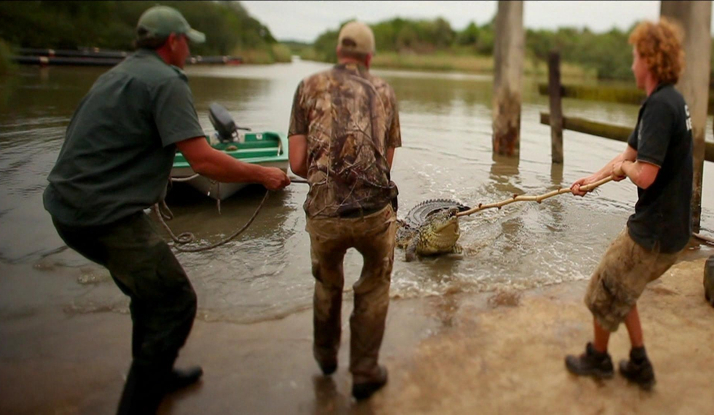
{"left": 116, "top": 361, "right": 169, "bottom": 415}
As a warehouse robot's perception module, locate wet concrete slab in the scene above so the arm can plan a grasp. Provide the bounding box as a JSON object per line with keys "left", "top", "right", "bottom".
{"left": 1, "top": 259, "right": 713, "bottom": 414}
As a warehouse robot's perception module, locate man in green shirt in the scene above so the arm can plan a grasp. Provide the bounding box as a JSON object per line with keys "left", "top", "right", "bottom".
{"left": 43, "top": 6, "right": 290, "bottom": 414}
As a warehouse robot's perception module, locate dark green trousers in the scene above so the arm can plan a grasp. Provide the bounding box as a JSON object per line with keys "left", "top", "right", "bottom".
{"left": 52, "top": 212, "right": 197, "bottom": 414}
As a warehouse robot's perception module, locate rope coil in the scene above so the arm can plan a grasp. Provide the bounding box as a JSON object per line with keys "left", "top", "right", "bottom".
{"left": 153, "top": 190, "right": 270, "bottom": 252}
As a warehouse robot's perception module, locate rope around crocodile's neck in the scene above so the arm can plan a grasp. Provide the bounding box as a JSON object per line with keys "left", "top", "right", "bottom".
{"left": 456, "top": 176, "right": 614, "bottom": 217}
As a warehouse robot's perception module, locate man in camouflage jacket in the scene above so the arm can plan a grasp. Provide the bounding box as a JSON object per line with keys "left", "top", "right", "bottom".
{"left": 288, "top": 21, "right": 401, "bottom": 400}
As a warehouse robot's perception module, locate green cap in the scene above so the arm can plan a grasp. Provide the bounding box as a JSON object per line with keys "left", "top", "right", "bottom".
{"left": 136, "top": 5, "right": 206, "bottom": 44}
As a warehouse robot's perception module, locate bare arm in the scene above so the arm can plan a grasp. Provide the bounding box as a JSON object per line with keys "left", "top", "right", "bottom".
{"left": 571, "top": 145, "right": 637, "bottom": 196}
{"left": 175, "top": 137, "right": 290, "bottom": 191}
{"left": 386, "top": 147, "right": 395, "bottom": 170}
{"left": 615, "top": 159, "right": 660, "bottom": 189}
{"left": 288, "top": 134, "right": 308, "bottom": 178}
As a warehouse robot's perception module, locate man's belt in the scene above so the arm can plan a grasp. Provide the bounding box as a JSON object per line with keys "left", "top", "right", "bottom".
{"left": 338, "top": 203, "right": 388, "bottom": 218}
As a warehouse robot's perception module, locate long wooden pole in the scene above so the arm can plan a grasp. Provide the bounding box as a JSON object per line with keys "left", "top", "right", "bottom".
{"left": 548, "top": 51, "right": 564, "bottom": 164}
{"left": 492, "top": 0, "right": 524, "bottom": 157}
{"left": 456, "top": 177, "right": 613, "bottom": 217}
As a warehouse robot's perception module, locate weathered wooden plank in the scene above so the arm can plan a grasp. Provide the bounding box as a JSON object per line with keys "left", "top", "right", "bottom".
{"left": 540, "top": 112, "right": 631, "bottom": 142}
{"left": 539, "top": 112, "right": 714, "bottom": 162}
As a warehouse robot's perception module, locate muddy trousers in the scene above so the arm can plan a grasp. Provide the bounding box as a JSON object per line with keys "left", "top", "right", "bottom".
{"left": 306, "top": 205, "right": 397, "bottom": 383}
{"left": 51, "top": 212, "right": 197, "bottom": 415}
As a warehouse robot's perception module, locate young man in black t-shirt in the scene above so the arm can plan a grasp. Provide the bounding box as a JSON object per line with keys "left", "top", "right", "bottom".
{"left": 564, "top": 19, "right": 692, "bottom": 390}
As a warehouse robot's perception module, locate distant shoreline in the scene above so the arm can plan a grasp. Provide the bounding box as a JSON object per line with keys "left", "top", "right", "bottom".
{"left": 298, "top": 51, "right": 597, "bottom": 80}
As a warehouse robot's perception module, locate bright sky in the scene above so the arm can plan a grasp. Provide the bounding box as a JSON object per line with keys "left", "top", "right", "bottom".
{"left": 242, "top": 1, "right": 676, "bottom": 42}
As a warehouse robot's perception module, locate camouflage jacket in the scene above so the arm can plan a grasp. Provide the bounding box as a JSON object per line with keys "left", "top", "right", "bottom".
{"left": 289, "top": 63, "right": 401, "bottom": 218}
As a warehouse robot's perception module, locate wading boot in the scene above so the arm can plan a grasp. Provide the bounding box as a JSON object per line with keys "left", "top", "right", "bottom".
{"left": 314, "top": 348, "right": 338, "bottom": 376}
{"left": 352, "top": 365, "right": 388, "bottom": 400}
{"left": 317, "top": 359, "right": 337, "bottom": 376}
{"left": 166, "top": 366, "right": 204, "bottom": 393}
{"left": 565, "top": 342, "right": 614, "bottom": 379}
{"left": 117, "top": 361, "right": 166, "bottom": 415}
{"left": 619, "top": 347, "right": 655, "bottom": 390}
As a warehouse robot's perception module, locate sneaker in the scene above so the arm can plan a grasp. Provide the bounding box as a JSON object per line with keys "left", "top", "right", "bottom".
{"left": 352, "top": 366, "right": 388, "bottom": 400}
{"left": 565, "top": 342, "right": 614, "bottom": 379}
{"left": 619, "top": 348, "right": 656, "bottom": 390}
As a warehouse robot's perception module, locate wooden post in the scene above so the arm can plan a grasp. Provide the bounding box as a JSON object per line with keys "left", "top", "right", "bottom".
{"left": 548, "top": 51, "right": 563, "bottom": 164}
{"left": 492, "top": 0, "right": 524, "bottom": 158}
{"left": 661, "top": 1, "right": 712, "bottom": 233}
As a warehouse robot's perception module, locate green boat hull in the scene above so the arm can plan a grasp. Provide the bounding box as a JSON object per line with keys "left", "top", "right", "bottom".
{"left": 170, "top": 131, "right": 289, "bottom": 200}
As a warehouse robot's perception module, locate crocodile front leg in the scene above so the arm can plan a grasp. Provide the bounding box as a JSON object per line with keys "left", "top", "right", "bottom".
{"left": 405, "top": 237, "right": 419, "bottom": 262}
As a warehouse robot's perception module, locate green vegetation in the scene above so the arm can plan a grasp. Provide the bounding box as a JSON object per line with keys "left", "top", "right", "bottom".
{"left": 0, "top": 39, "right": 15, "bottom": 75}
{"left": 305, "top": 17, "right": 713, "bottom": 81}
{"left": 372, "top": 52, "right": 593, "bottom": 78}
{"left": 282, "top": 40, "right": 311, "bottom": 56}
{"left": 0, "top": 1, "right": 290, "bottom": 63}
{"left": 300, "top": 18, "right": 616, "bottom": 78}
{"left": 526, "top": 27, "right": 633, "bottom": 80}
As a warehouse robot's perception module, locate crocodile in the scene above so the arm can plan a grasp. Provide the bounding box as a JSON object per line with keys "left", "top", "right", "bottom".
{"left": 396, "top": 199, "right": 470, "bottom": 262}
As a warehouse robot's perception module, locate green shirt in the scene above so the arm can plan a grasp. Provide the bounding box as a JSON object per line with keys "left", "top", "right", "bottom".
{"left": 43, "top": 49, "right": 205, "bottom": 226}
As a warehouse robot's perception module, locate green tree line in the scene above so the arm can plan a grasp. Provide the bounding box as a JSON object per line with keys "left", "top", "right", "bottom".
{"left": 307, "top": 17, "right": 714, "bottom": 81}
{"left": 0, "top": 1, "right": 290, "bottom": 63}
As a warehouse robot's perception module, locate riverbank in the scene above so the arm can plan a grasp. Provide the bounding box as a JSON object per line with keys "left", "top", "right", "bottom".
{"left": 369, "top": 52, "right": 595, "bottom": 79}
{"left": 297, "top": 50, "right": 596, "bottom": 79}
{"left": 1, "top": 256, "right": 712, "bottom": 414}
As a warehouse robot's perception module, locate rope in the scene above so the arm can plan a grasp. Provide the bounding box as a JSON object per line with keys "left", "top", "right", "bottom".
{"left": 457, "top": 176, "right": 613, "bottom": 217}
{"left": 289, "top": 177, "right": 309, "bottom": 184}
{"left": 153, "top": 190, "right": 270, "bottom": 252}
{"left": 170, "top": 174, "right": 200, "bottom": 183}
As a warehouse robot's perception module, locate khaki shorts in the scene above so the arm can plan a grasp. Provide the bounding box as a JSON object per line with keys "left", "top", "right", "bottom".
{"left": 585, "top": 228, "right": 679, "bottom": 332}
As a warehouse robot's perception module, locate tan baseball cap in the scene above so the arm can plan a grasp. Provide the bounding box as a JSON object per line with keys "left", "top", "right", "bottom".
{"left": 136, "top": 5, "right": 206, "bottom": 44}
{"left": 337, "top": 21, "right": 375, "bottom": 55}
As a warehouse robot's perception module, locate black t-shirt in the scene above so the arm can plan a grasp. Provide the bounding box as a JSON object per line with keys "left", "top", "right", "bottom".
{"left": 626, "top": 83, "right": 693, "bottom": 253}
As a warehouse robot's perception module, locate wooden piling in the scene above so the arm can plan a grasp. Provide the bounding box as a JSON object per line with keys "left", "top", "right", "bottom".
{"left": 548, "top": 51, "right": 564, "bottom": 164}
{"left": 661, "top": 1, "right": 712, "bottom": 233}
{"left": 492, "top": 0, "right": 524, "bottom": 158}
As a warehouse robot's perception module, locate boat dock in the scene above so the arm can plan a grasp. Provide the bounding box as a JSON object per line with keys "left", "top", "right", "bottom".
{"left": 12, "top": 47, "right": 242, "bottom": 67}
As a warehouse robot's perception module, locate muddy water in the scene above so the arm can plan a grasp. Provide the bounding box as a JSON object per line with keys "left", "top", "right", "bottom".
{"left": 1, "top": 60, "right": 713, "bottom": 323}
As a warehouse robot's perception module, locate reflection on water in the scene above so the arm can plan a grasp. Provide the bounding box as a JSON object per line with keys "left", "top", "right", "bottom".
{"left": 1, "top": 61, "right": 713, "bottom": 323}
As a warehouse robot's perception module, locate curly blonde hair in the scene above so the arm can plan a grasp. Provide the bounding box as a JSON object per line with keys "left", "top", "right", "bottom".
{"left": 628, "top": 18, "right": 685, "bottom": 84}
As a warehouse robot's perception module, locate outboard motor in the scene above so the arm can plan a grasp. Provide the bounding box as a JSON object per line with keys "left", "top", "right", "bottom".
{"left": 705, "top": 255, "right": 714, "bottom": 307}
{"left": 208, "top": 103, "right": 250, "bottom": 143}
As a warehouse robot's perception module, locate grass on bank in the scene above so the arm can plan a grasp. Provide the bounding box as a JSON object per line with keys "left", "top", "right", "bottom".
{"left": 372, "top": 52, "right": 594, "bottom": 79}
{"left": 233, "top": 44, "right": 292, "bottom": 64}
{"left": 299, "top": 48, "right": 596, "bottom": 79}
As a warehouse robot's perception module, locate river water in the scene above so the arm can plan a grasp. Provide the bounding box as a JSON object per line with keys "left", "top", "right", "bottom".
{"left": 1, "top": 59, "right": 713, "bottom": 323}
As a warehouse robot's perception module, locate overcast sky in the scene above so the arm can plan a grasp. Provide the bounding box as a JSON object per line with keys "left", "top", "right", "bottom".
{"left": 242, "top": 1, "right": 709, "bottom": 43}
